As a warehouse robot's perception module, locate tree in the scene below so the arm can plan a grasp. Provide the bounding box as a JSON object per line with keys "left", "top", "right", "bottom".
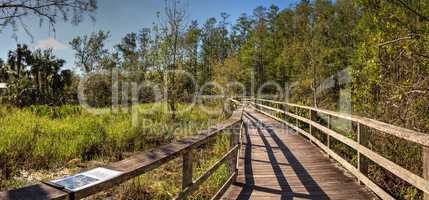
{"left": 4, "top": 45, "right": 73, "bottom": 106}
{"left": 0, "top": 58, "right": 7, "bottom": 82}
{"left": 70, "top": 31, "right": 110, "bottom": 73}
{"left": 116, "top": 28, "right": 152, "bottom": 82}
{"left": 231, "top": 13, "right": 253, "bottom": 53}
{"left": 183, "top": 20, "right": 200, "bottom": 77}
{"left": 149, "top": 16, "right": 164, "bottom": 80}
{"left": 238, "top": 6, "right": 269, "bottom": 92}
{"left": 0, "top": 0, "right": 97, "bottom": 39}
{"left": 201, "top": 17, "right": 217, "bottom": 85}
{"left": 164, "top": 0, "right": 186, "bottom": 120}
{"left": 6, "top": 44, "right": 34, "bottom": 106}
{"left": 218, "top": 12, "right": 230, "bottom": 64}
{"left": 7, "top": 44, "right": 32, "bottom": 79}
{"left": 30, "top": 49, "right": 67, "bottom": 103}
{"left": 138, "top": 28, "right": 152, "bottom": 80}
{"left": 213, "top": 56, "right": 247, "bottom": 96}
{"left": 116, "top": 32, "right": 139, "bottom": 69}
{"left": 99, "top": 52, "right": 120, "bottom": 71}
{"left": 254, "top": 6, "right": 268, "bottom": 90}
{"left": 183, "top": 20, "right": 200, "bottom": 94}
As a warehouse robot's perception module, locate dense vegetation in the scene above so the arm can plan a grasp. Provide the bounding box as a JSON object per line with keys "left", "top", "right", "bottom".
{"left": 1, "top": 0, "right": 428, "bottom": 199}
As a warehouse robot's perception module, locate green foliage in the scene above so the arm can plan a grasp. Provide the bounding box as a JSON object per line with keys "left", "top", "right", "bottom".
{"left": 27, "top": 105, "right": 82, "bottom": 118}
{"left": 3, "top": 45, "right": 75, "bottom": 106}
{"left": 70, "top": 31, "right": 110, "bottom": 73}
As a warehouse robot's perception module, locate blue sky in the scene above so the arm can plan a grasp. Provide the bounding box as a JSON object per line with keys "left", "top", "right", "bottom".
{"left": 0, "top": 0, "right": 297, "bottom": 69}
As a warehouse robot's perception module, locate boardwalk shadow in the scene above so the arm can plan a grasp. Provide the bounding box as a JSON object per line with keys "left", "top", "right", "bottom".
{"left": 236, "top": 119, "right": 254, "bottom": 200}
{"left": 238, "top": 112, "right": 329, "bottom": 200}
{"left": 247, "top": 114, "right": 298, "bottom": 200}
{"left": 0, "top": 184, "right": 54, "bottom": 200}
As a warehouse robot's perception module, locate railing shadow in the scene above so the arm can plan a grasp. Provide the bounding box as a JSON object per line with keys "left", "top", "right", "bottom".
{"left": 236, "top": 118, "right": 254, "bottom": 199}
{"left": 245, "top": 112, "right": 329, "bottom": 200}
{"left": 247, "top": 114, "right": 295, "bottom": 200}
{"left": 0, "top": 185, "right": 54, "bottom": 200}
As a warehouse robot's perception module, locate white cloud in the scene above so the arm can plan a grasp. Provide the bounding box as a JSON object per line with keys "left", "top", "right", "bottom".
{"left": 35, "top": 37, "right": 67, "bottom": 51}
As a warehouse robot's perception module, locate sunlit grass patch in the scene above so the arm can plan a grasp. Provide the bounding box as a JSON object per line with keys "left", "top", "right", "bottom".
{"left": 0, "top": 102, "right": 225, "bottom": 192}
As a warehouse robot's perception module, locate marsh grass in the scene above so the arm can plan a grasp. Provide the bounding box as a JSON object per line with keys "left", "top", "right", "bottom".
{"left": 0, "top": 102, "right": 226, "bottom": 192}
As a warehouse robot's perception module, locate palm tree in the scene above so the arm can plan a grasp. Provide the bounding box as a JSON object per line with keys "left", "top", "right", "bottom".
{"left": 31, "top": 49, "right": 66, "bottom": 104}
{"left": 7, "top": 44, "right": 32, "bottom": 79}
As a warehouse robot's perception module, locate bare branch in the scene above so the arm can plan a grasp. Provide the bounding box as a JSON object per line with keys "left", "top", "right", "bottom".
{"left": 392, "top": 0, "right": 429, "bottom": 22}
{"left": 377, "top": 35, "right": 413, "bottom": 47}
{"left": 0, "top": 0, "right": 97, "bottom": 39}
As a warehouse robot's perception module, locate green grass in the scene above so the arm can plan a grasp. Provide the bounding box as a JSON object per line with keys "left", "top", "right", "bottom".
{"left": 0, "top": 103, "right": 226, "bottom": 192}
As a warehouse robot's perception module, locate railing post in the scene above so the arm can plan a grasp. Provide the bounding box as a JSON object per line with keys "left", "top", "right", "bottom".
{"left": 254, "top": 98, "right": 257, "bottom": 109}
{"left": 295, "top": 107, "right": 299, "bottom": 128}
{"left": 357, "top": 123, "right": 368, "bottom": 184}
{"left": 309, "top": 109, "right": 317, "bottom": 139}
{"left": 229, "top": 124, "right": 240, "bottom": 176}
{"left": 423, "top": 146, "right": 429, "bottom": 200}
{"left": 284, "top": 104, "right": 289, "bottom": 132}
{"left": 182, "top": 151, "right": 193, "bottom": 190}
{"left": 327, "top": 115, "right": 331, "bottom": 158}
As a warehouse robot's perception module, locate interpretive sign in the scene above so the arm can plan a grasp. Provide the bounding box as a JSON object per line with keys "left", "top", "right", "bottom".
{"left": 50, "top": 167, "right": 123, "bottom": 192}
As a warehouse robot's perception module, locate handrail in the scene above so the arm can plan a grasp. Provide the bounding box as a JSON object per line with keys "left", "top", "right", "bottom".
{"left": 239, "top": 98, "right": 429, "bottom": 200}
{"left": 253, "top": 98, "right": 429, "bottom": 147}
{"left": 0, "top": 110, "right": 244, "bottom": 200}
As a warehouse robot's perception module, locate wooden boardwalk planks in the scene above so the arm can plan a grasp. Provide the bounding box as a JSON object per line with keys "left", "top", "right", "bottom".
{"left": 221, "top": 110, "right": 377, "bottom": 200}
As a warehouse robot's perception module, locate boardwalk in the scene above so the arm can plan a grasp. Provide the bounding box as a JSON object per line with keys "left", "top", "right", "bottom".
{"left": 3, "top": 101, "right": 427, "bottom": 200}
{"left": 222, "top": 109, "right": 376, "bottom": 200}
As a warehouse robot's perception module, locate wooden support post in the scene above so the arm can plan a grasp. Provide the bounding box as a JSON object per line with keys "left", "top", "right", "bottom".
{"left": 327, "top": 115, "right": 331, "bottom": 158}
{"left": 327, "top": 115, "right": 331, "bottom": 148}
{"left": 284, "top": 105, "right": 287, "bottom": 118}
{"left": 284, "top": 105, "right": 289, "bottom": 132}
{"left": 309, "top": 109, "right": 317, "bottom": 139}
{"left": 182, "top": 151, "right": 193, "bottom": 190}
{"left": 309, "top": 109, "right": 312, "bottom": 136}
{"left": 423, "top": 146, "right": 429, "bottom": 200}
{"left": 295, "top": 107, "right": 299, "bottom": 128}
{"left": 357, "top": 123, "right": 368, "bottom": 184}
{"left": 309, "top": 109, "right": 312, "bottom": 135}
{"left": 229, "top": 125, "right": 240, "bottom": 175}
{"left": 254, "top": 98, "right": 257, "bottom": 109}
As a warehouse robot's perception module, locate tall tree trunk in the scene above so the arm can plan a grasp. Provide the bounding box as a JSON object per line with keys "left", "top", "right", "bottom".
{"left": 170, "top": 22, "right": 178, "bottom": 121}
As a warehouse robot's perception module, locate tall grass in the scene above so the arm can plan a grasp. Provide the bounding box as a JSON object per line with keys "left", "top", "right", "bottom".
{"left": 0, "top": 103, "right": 225, "bottom": 190}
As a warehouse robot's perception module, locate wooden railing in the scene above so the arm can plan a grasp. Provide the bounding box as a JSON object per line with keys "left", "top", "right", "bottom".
{"left": 238, "top": 97, "right": 429, "bottom": 200}
{"left": 0, "top": 110, "right": 244, "bottom": 200}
